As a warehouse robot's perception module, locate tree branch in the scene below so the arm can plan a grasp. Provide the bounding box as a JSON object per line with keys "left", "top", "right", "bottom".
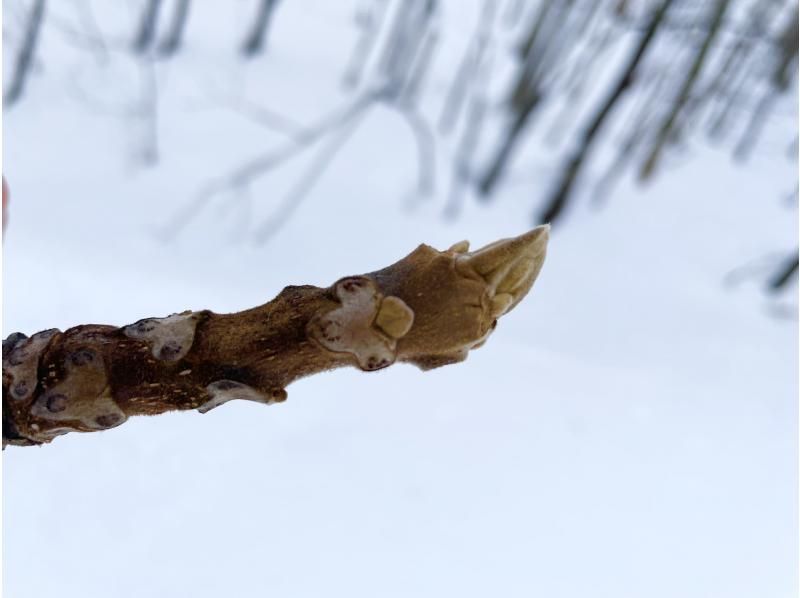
{"left": 4, "top": 0, "right": 47, "bottom": 107}
{"left": 3, "top": 227, "right": 549, "bottom": 448}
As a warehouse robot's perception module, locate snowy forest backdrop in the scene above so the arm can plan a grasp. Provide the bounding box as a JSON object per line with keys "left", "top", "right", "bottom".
{"left": 3, "top": 1, "right": 799, "bottom": 597}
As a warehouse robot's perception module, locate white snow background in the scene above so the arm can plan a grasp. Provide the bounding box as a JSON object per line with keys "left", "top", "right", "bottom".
{"left": 3, "top": 1, "right": 798, "bottom": 597}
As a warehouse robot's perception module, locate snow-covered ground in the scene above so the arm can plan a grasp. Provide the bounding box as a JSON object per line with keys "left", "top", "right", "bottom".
{"left": 3, "top": 2, "right": 797, "bottom": 597}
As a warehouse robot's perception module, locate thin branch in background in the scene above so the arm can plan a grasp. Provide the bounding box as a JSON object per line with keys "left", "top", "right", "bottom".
{"left": 478, "top": 0, "right": 580, "bottom": 197}
{"left": 639, "top": 0, "right": 731, "bottom": 181}
{"left": 252, "top": 94, "right": 436, "bottom": 242}
{"left": 477, "top": 87, "right": 541, "bottom": 197}
{"left": 437, "top": 40, "right": 474, "bottom": 134}
{"left": 537, "top": 0, "right": 674, "bottom": 224}
{"left": 701, "top": 0, "right": 782, "bottom": 140}
{"left": 501, "top": 0, "right": 525, "bottom": 29}
{"left": 517, "top": 0, "right": 555, "bottom": 60}
{"left": 734, "top": 4, "right": 797, "bottom": 160}
{"left": 732, "top": 84, "right": 778, "bottom": 161}
{"left": 723, "top": 251, "right": 787, "bottom": 287}
{"left": 544, "top": 4, "right": 613, "bottom": 146}
{"left": 478, "top": 2, "right": 563, "bottom": 199}
{"left": 770, "top": 4, "right": 799, "bottom": 92}
{"left": 159, "top": 66, "right": 435, "bottom": 244}
{"left": 613, "top": 0, "right": 631, "bottom": 20}
{"left": 442, "top": 33, "right": 498, "bottom": 217}
{"left": 134, "top": 57, "right": 160, "bottom": 166}
{"left": 375, "top": 1, "right": 416, "bottom": 90}
{"left": 340, "top": 0, "right": 440, "bottom": 190}
{"left": 157, "top": 0, "right": 191, "bottom": 57}
{"left": 44, "top": 7, "right": 132, "bottom": 58}
{"left": 398, "top": 16, "right": 440, "bottom": 105}
{"left": 223, "top": 90, "right": 379, "bottom": 186}
{"left": 556, "top": 0, "right": 609, "bottom": 97}
{"left": 392, "top": 104, "right": 437, "bottom": 197}
{"left": 242, "top": 0, "right": 281, "bottom": 57}
{"left": 158, "top": 90, "right": 383, "bottom": 241}
{"left": 3, "top": 0, "right": 795, "bottom": 283}
{"left": 767, "top": 251, "right": 799, "bottom": 292}
{"left": 701, "top": 0, "right": 786, "bottom": 144}
{"left": 541, "top": 0, "right": 601, "bottom": 97}
{"left": 679, "top": 32, "right": 775, "bottom": 149}
{"left": 706, "top": 49, "right": 754, "bottom": 141}
{"left": 376, "top": 0, "right": 438, "bottom": 99}
{"left": 438, "top": 0, "right": 497, "bottom": 135}
{"left": 73, "top": 0, "right": 111, "bottom": 64}
{"left": 342, "top": 0, "right": 391, "bottom": 89}
{"left": 133, "top": 0, "right": 163, "bottom": 53}
{"left": 4, "top": 0, "right": 47, "bottom": 107}
{"left": 522, "top": 0, "right": 579, "bottom": 90}
{"left": 443, "top": 57, "right": 491, "bottom": 219}
{"left": 253, "top": 107, "right": 372, "bottom": 244}
{"left": 213, "top": 92, "right": 307, "bottom": 141}
{"left": 592, "top": 68, "right": 668, "bottom": 206}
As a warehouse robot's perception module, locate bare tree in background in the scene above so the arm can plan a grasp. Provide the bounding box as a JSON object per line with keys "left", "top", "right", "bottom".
{"left": 469, "top": 0, "right": 797, "bottom": 227}
{"left": 769, "top": 251, "right": 799, "bottom": 291}
{"left": 133, "top": 0, "right": 163, "bottom": 53}
{"left": 2, "top": 0, "right": 795, "bottom": 288}
{"left": 242, "top": 0, "right": 281, "bottom": 57}
{"left": 538, "top": 0, "right": 673, "bottom": 224}
{"left": 342, "top": 0, "right": 391, "bottom": 88}
{"left": 477, "top": 0, "right": 561, "bottom": 196}
{"left": 157, "top": 0, "right": 191, "bottom": 57}
{"left": 4, "top": 0, "right": 46, "bottom": 106}
{"left": 167, "top": 0, "right": 443, "bottom": 244}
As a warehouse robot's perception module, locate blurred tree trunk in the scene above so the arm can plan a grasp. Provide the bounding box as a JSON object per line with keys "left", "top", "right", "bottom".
{"left": 157, "top": 0, "right": 192, "bottom": 57}
{"left": 439, "top": 0, "right": 496, "bottom": 135}
{"left": 342, "top": 0, "right": 391, "bottom": 88}
{"left": 476, "top": 1, "right": 550, "bottom": 196}
{"left": 242, "top": 0, "right": 281, "bottom": 57}
{"left": 478, "top": 92, "right": 540, "bottom": 196}
{"left": 4, "top": 0, "right": 47, "bottom": 106}
{"left": 734, "top": 5, "right": 798, "bottom": 160}
{"left": 639, "top": 0, "right": 731, "bottom": 180}
{"left": 704, "top": 0, "right": 782, "bottom": 141}
{"left": 478, "top": 0, "right": 575, "bottom": 197}
{"left": 133, "top": 0, "right": 163, "bottom": 53}
{"left": 537, "top": 0, "right": 673, "bottom": 224}
{"left": 768, "top": 251, "right": 799, "bottom": 291}
{"left": 771, "top": 5, "right": 799, "bottom": 91}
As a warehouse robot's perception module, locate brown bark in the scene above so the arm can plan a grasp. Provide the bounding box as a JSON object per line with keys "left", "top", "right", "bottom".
{"left": 3, "top": 227, "right": 549, "bottom": 448}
